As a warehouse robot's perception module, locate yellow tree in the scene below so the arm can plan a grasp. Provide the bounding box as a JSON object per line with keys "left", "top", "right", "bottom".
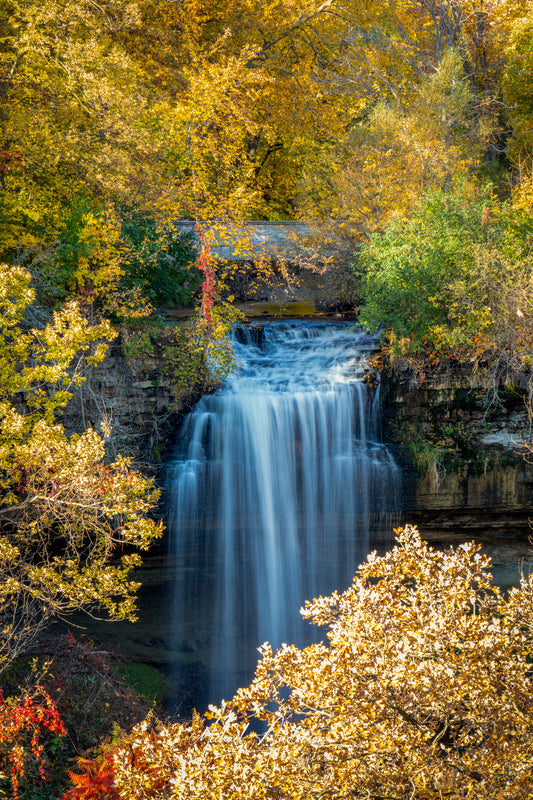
{"left": 0, "top": 265, "right": 162, "bottom": 674}
{"left": 496, "top": 0, "right": 533, "bottom": 211}
{"left": 0, "top": 0, "right": 197, "bottom": 312}
{"left": 310, "top": 49, "right": 488, "bottom": 234}
{"left": 132, "top": 0, "right": 349, "bottom": 234}
{"left": 0, "top": 0, "right": 151, "bottom": 246}
{"left": 299, "top": 0, "right": 506, "bottom": 236}
{"left": 122, "top": 0, "right": 352, "bottom": 341}
{"left": 1, "top": 0, "right": 351, "bottom": 324}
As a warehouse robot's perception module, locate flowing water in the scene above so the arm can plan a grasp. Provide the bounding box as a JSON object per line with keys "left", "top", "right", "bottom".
{"left": 167, "top": 322, "right": 401, "bottom": 713}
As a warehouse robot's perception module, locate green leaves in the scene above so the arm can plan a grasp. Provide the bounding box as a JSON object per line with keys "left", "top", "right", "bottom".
{"left": 354, "top": 185, "right": 533, "bottom": 357}
{"left": 120, "top": 215, "right": 200, "bottom": 308}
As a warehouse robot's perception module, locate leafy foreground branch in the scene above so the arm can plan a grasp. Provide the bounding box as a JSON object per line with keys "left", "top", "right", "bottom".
{"left": 67, "top": 525, "right": 533, "bottom": 800}
{"left": 0, "top": 264, "right": 163, "bottom": 675}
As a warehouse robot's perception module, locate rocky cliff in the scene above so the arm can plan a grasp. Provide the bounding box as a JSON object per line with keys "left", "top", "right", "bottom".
{"left": 382, "top": 361, "right": 533, "bottom": 586}
{"left": 60, "top": 335, "right": 195, "bottom": 466}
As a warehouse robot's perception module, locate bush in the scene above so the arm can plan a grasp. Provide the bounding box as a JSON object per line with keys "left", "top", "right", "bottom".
{"left": 0, "top": 687, "right": 67, "bottom": 800}
{"left": 32, "top": 202, "right": 200, "bottom": 314}
{"left": 71, "top": 525, "right": 533, "bottom": 800}
{"left": 29, "top": 634, "right": 152, "bottom": 754}
{"left": 120, "top": 215, "right": 201, "bottom": 308}
{"left": 1, "top": 634, "right": 156, "bottom": 798}
{"left": 354, "top": 185, "right": 533, "bottom": 359}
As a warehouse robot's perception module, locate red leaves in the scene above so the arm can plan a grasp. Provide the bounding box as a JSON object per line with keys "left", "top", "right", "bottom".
{"left": 0, "top": 688, "right": 66, "bottom": 799}
{"left": 62, "top": 755, "right": 119, "bottom": 800}
{"left": 0, "top": 148, "right": 23, "bottom": 173}
{"left": 197, "top": 245, "right": 216, "bottom": 328}
{"left": 195, "top": 225, "right": 217, "bottom": 330}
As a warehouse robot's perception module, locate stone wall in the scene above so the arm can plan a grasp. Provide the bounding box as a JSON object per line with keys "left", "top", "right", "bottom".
{"left": 381, "top": 362, "right": 533, "bottom": 585}
{"left": 60, "top": 336, "right": 194, "bottom": 466}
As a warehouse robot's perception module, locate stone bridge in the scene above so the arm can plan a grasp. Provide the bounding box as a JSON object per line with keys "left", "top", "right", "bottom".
{"left": 174, "top": 221, "right": 318, "bottom": 262}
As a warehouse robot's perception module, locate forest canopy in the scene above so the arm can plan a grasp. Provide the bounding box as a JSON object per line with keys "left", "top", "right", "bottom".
{"left": 1, "top": 0, "right": 532, "bottom": 351}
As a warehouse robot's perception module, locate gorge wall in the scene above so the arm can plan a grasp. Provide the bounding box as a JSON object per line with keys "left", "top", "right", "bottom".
{"left": 382, "top": 360, "right": 533, "bottom": 586}
{"left": 60, "top": 334, "right": 192, "bottom": 466}
{"left": 58, "top": 324, "right": 533, "bottom": 673}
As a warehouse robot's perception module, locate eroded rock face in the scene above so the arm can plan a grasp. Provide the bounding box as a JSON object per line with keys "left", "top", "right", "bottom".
{"left": 382, "top": 363, "right": 533, "bottom": 586}
{"left": 60, "top": 336, "right": 193, "bottom": 464}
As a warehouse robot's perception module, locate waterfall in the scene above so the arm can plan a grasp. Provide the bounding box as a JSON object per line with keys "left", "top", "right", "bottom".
{"left": 167, "top": 322, "right": 400, "bottom": 713}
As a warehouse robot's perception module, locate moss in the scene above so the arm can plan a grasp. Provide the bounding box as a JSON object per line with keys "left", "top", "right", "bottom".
{"left": 406, "top": 436, "right": 445, "bottom": 486}
{"left": 117, "top": 662, "right": 170, "bottom": 708}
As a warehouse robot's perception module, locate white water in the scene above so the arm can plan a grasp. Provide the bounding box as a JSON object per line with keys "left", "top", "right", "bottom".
{"left": 167, "top": 322, "right": 400, "bottom": 711}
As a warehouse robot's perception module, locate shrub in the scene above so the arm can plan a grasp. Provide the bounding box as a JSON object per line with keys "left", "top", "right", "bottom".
{"left": 0, "top": 687, "right": 67, "bottom": 800}
{"left": 73, "top": 525, "right": 533, "bottom": 800}
{"left": 32, "top": 202, "right": 200, "bottom": 314}
{"left": 354, "top": 185, "right": 533, "bottom": 361}
{"left": 120, "top": 215, "right": 200, "bottom": 308}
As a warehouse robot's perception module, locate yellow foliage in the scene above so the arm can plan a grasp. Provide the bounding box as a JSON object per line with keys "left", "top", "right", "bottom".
{"left": 302, "top": 45, "right": 492, "bottom": 235}
{"left": 489, "top": 0, "right": 533, "bottom": 209}
{"left": 113, "top": 526, "right": 533, "bottom": 799}
{"left": 0, "top": 264, "right": 162, "bottom": 675}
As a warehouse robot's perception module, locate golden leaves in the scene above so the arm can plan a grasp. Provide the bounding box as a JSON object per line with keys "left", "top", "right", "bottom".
{"left": 0, "top": 264, "right": 162, "bottom": 677}
{"left": 111, "top": 525, "right": 533, "bottom": 799}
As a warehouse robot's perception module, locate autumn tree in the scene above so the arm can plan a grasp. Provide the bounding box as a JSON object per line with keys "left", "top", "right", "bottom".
{"left": 0, "top": 0, "right": 348, "bottom": 238}
{"left": 0, "top": 0, "right": 146, "bottom": 245}
{"left": 496, "top": 0, "right": 533, "bottom": 211}
{"left": 0, "top": 0, "right": 202, "bottom": 314}
{"left": 0, "top": 264, "right": 162, "bottom": 674}
{"left": 299, "top": 0, "right": 506, "bottom": 237}
{"left": 138, "top": 0, "right": 344, "bottom": 220}
{"left": 73, "top": 524, "right": 533, "bottom": 799}
{"left": 112, "top": 0, "right": 353, "bottom": 341}
{"left": 0, "top": 0, "right": 524, "bottom": 289}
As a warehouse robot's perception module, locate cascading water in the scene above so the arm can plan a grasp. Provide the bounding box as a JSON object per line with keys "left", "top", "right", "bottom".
{"left": 167, "top": 322, "right": 400, "bottom": 713}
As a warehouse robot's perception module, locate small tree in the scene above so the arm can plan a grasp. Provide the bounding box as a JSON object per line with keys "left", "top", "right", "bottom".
{"left": 354, "top": 185, "right": 533, "bottom": 366}
{"left": 0, "top": 264, "right": 162, "bottom": 674}
{"left": 110, "top": 525, "right": 533, "bottom": 799}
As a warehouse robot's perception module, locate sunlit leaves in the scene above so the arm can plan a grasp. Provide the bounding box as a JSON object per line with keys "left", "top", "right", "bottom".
{"left": 0, "top": 0, "right": 182, "bottom": 281}
{"left": 302, "top": 45, "right": 491, "bottom": 235}
{"left": 497, "top": 0, "right": 533, "bottom": 210}
{"left": 0, "top": 265, "right": 162, "bottom": 676}
{"left": 107, "top": 525, "right": 533, "bottom": 800}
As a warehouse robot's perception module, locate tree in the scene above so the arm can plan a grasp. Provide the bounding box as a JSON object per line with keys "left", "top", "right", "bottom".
{"left": 143, "top": 0, "right": 347, "bottom": 221}
{"left": 91, "top": 524, "right": 533, "bottom": 799}
{"left": 0, "top": 0, "right": 204, "bottom": 315}
{"left": 298, "top": 0, "right": 507, "bottom": 240}
{"left": 1, "top": 0, "right": 350, "bottom": 329}
{"left": 301, "top": 49, "right": 486, "bottom": 236}
{"left": 497, "top": 0, "right": 533, "bottom": 211}
{"left": 353, "top": 184, "right": 533, "bottom": 371}
{"left": 349, "top": 178, "right": 533, "bottom": 418}
{"left": 354, "top": 186, "right": 494, "bottom": 350}
{"left": 0, "top": 0, "right": 151, "bottom": 252}
{"left": 0, "top": 264, "right": 162, "bottom": 674}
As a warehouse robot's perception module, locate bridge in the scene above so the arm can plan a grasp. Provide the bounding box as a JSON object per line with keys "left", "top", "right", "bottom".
{"left": 172, "top": 220, "right": 355, "bottom": 313}
{"left": 174, "top": 221, "right": 319, "bottom": 263}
